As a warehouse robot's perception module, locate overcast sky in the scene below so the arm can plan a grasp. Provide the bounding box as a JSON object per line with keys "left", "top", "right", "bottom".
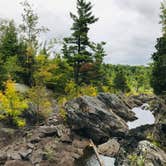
{"left": 0, "top": 0, "right": 163, "bottom": 65}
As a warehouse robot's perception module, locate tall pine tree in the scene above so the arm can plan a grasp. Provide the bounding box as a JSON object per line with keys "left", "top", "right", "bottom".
{"left": 151, "top": 1, "right": 166, "bottom": 95}
{"left": 63, "top": 0, "right": 99, "bottom": 85}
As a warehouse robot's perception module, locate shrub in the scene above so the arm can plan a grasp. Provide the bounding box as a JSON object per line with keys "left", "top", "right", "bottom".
{"left": 26, "top": 85, "right": 52, "bottom": 124}
{"left": 0, "top": 79, "right": 28, "bottom": 127}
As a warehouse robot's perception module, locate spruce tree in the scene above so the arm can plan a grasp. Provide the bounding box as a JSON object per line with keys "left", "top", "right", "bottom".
{"left": 151, "top": 1, "right": 166, "bottom": 95}
{"left": 113, "top": 69, "right": 130, "bottom": 93}
{"left": 63, "top": 0, "right": 99, "bottom": 85}
{"left": 0, "top": 20, "right": 21, "bottom": 87}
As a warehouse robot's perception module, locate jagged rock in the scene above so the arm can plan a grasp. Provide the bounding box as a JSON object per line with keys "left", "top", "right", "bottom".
{"left": 65, "top": 94, "right": 129, "bottom": 144}
{"left": 136, "top": 141, "right": 166, "bottom": 166}
{"left": 128, "top": 94, "right": 156, "bottom": 107}
{"left": 98, "top": 139, "right": 120, "bottom": 157}
{"left": 98, "top": 93, "right": 137, "bottom": 121}
{"left": 55, "top": 124, "right": 72, "bottom": 143}
{"left": 19, "top": 148, "right": 32, "bottom": 160}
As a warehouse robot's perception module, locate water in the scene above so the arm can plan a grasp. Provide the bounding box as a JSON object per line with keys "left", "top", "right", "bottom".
{"left": 127, "top": 105, "right": 155, "bottom": 129}
{"left": 78, "top": 154, "right": 115, "bottom": 166}
{"left": 86, "top": 155, "right": 115, "bottom": 166}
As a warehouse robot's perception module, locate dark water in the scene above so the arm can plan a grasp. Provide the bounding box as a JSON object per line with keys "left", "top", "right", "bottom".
{"left": 77, "top": 105, "right": 155, "bottom": 166}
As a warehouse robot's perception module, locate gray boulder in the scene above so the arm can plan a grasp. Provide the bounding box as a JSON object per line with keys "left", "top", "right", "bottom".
{"left": 98, "top": 93, "right": 137, "bottom": 121}
{"left": 65, "top": 94, "right": 130, "bottom": 144}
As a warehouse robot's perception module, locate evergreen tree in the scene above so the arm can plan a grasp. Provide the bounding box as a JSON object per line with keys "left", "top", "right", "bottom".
{"left": 113, "top": 69, "right": 130, "bottom": 93}
{"left": 0, "top": 20, "right": 19, "bottom": 61}
{"left": 79, "top": 42, "right": 107, "bottom": 86}
{"left": 63, "top": 0, "right": 99, "bottom": 85}
{"left": 0, "top": 20, "right": 21, "bottom": 86}
{"left": 151, "top": 1, "right": 166, "bottom": 95}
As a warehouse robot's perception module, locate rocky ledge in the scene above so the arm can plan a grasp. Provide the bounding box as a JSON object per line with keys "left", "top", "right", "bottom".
{"left": 0, "top": 93, "right": 165, "bottom": 166}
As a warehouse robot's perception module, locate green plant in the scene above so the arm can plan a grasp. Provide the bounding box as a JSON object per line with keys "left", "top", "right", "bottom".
{"left": 0, "top": 79, "right": 28, "bottom": 127}
{"left": 128, "top": 154, "right": 146, "bottom": 166}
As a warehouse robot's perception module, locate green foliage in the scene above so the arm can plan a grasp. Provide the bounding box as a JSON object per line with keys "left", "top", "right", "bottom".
{"left": 63, "top": 0, "right": 105, "bottom": 85}
{"left": 18, "top": 0, "right": 48, "bottom": 86}
{"left": 43, "top": 146, "right": 55, "bottom": 161}
{"left": 0, "top": 79, "right": 28, "bottom": 127}
{"left": 151, "top": 37, "right": 166, "bottom": 95}
{"left": 128, "top": 154, "right": 146, "bottom": 166}
{"left": 20, "top": 0, "right": 48, "bottom": 47}
{"left": 151, "top": 1, "right": 166, "bottom": 95}
{"left": 0, "top": 20, "right": 21, "bottom": 86}
{"left": 27, "top": 85, "right": 52, "bottom": 124}
{"left": 103, "top": 64, "right": 152, "bottom": 95}
{"left": 146, "top": 132, "right": 161, "bottom": 147}
{"left": 113, "top": 69, "right": 130, "bottom": 93}
{"left": 34, "top": 55, "right": 73, "bottom": 94}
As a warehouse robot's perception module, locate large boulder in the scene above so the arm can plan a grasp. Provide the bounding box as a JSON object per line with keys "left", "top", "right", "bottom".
{"left": 98, "top": 93, "right": 137, "bottom": 121}
{"left": 65, "top": 94, "right": 132, "bottom": 144}
{"left": 98, "top": 138, "right": 120, "bottom": 157}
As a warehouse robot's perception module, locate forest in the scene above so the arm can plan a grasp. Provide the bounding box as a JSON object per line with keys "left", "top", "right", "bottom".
{"left": 0, "top": 1, "right": 166, "bottom": 166}
{"left": 0, "top": 0, "right": 156, "bottom": 127}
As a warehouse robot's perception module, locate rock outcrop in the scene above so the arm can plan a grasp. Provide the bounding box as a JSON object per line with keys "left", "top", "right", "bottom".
{"left": 0, "top": 93, "right": 165, "bottom": 166}
{"left": 65, "top": 93, "right": 136, "bottom": 144}
{"left": 117, "top": 140, "right": 166, "bottom": 166}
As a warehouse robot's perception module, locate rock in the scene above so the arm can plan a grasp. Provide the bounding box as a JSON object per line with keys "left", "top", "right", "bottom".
{"left": 98, "top": 139, "right": 120, "bottom": 157}
{"left": 55, "top": 124, "right": 72, "bottom": 143}
{"left": 65, "top": 95, "right": 129, "bottom": 144}
{"left": 30, "top": 149, "right": 43, "bottom": 165}
{"left": 5, "top": 160, "right": 32, "bottom": 166}
{"left": 128, "top": 94, "right": 156, "bottom": 107}
{"left": 27, "top": 143, "right": 34, "bottom": 149}
{"left": 38, "top": 126, "right": 58, "bottom": 138}
{"left": 0, "top": 152, "right": 7, "bottom": 165}
{"left": 19, "top": 148, "right": 32, "bottom": 160}
{"left": 98, "top": 93, "right": 137, "bottom": 121}
{"left": 136, "top": 141, "right": 166, "bottom": 166}
{"left": 14, "top": 83, "right": 29, "bottom": 93}
{"left": 0, "top": 128, "right": 16, "bottom": 148}
{"left": 141, "top": 103, "right": 150, "bottom": 110}
{"left": 8, "top": 152, "right": 21, "bottom": 160}
{"left": 30, "top": 136, "right": 41, "bottom": 144}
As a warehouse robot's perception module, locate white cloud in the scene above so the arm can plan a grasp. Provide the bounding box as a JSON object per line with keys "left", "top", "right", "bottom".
{"left": 0, "top": 0, "right": 162, "bottom": 65}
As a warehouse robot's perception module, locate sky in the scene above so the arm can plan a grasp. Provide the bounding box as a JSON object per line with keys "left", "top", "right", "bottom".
{"left": 0, "top": 0, "right": 163, "bottom": 65}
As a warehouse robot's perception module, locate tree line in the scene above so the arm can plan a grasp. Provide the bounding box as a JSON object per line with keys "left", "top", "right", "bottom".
{"left": 0, "top": 0, "right": 164, "bottom": 127}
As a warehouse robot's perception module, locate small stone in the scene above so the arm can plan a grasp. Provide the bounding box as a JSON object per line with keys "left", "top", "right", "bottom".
{"left": 27, "top": 143, "right": 34, "bottom": 149}
{"left": 19, "top": 149, "right": 32, "bottom": 159}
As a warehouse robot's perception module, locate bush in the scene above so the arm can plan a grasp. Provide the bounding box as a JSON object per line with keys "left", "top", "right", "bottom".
{"left": 26, "top": 85, "right": 52, "bottom": 124}
{"left": 0, "top": 79, "right": 28, "bottom": 127}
